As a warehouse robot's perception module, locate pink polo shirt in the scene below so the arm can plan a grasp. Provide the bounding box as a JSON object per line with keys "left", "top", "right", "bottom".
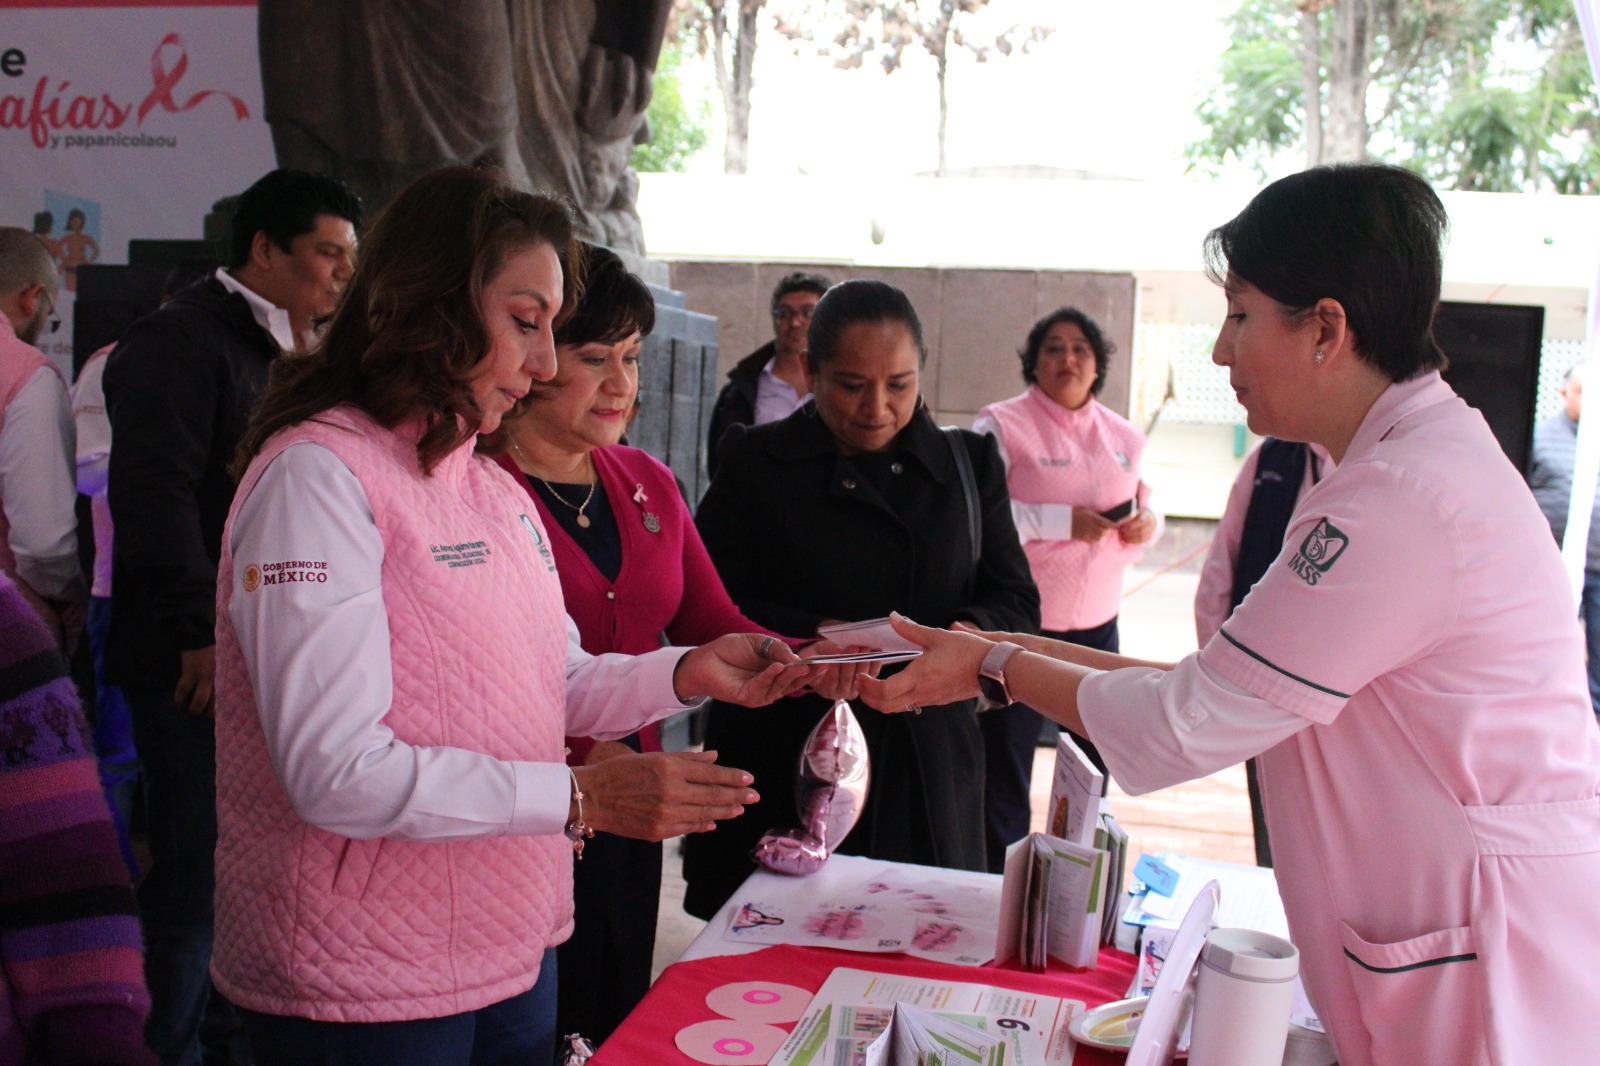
{"left": 1083, "top": 371, "right": 1600, "bottom": 1065}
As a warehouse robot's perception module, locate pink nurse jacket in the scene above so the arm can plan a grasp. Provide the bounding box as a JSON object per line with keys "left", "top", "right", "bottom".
{"left": 1103, "top": 373, "right": 1600, "bottom": 1065}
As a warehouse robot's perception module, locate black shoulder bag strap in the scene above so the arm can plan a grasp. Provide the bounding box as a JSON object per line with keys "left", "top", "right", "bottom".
{"left": 1229, "top": 437, "right": 1317, "bottom": 612}
{"left": 943, "top": 426, "right": 982, "bottom": 603}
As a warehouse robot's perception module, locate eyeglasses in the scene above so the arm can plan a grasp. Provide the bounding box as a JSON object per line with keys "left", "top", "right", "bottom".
{"left": 40, "top": 288, "right": 60, "bottom": 335}
{"left": 772, "top": 305, "right": 816, "bottom": 325}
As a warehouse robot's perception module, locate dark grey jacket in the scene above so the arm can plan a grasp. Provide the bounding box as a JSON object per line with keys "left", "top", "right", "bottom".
{"left": 1528, "top": 412, "right": 1600, "bottom": 573}
{"left": 102, "top": 278, "right": 279, "bottom": 688}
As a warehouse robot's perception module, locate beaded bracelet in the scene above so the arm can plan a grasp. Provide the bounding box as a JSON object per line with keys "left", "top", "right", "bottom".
{"left": 564, "top": 766, "right": 594, "bottom": 859}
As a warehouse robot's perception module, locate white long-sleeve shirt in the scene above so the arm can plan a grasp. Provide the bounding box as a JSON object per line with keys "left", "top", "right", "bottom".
{"left": 0, "top": 365, "right": 80, "bottom": 601}
{"left": 228, "top": 441, "right": 701, "bottom": 842}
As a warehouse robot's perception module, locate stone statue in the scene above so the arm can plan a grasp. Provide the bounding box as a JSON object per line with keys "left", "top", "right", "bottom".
{"left": 257, "top": 0, "right": 669, "bottom": 252}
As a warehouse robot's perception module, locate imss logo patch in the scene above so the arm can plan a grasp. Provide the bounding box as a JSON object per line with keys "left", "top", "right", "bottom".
{"left": 1286, "top": 518, "right": 1349, "bottom": 586}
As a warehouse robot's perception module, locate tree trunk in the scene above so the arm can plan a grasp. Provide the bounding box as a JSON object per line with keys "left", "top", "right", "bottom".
{"left": 1323, "top": 0, "right": 1371, "bottom": 161}
{"left": 1299, "top": 9, "right": 1324, "bottom": 167}
{"left": 936, "top": 51, "right": 949, "bottom": 175}
{"left": 720, "top": 0, "right": 762, "bottom": 174}
{"left": 935, "top": 0, "right": 954, "bottom": 177}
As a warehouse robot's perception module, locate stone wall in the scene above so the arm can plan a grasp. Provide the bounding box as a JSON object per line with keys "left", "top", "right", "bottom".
{"left": 665, "top": 261, "right": 1139, "bottom": 425}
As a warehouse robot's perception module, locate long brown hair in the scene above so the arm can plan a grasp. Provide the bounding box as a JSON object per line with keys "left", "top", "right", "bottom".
{"left": 233, "top": 166, "right": 581, "bottom": 477}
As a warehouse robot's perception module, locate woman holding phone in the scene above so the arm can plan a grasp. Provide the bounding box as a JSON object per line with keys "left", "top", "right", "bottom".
{"left": 970, "top": 307, "right": 1159, "bottom": 868}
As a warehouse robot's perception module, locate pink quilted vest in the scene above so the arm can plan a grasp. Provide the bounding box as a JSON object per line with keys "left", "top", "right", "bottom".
{"left": 980, "top": 387, "right": 1148, "bottom": 631}
{"left": 0, "top": 319, "right": 65, "bottom": 623}
{"left": 212, "top": 405, "right": 571, "bottom": 1022}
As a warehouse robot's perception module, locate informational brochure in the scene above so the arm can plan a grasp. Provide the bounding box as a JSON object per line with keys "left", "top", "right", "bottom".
{"left": 863, "top": 1002, "right": 1007, "bottom": 1066}
{"left": 1046, "top": 734, "right": 1103, "bottom": 848}
{"left": 770, "top": 966, "right": 1083, "bottom": 1066}
{"left": 817, "top": 617, "right": 924, "bottom": 654}
{"left": 996, "top": 834, "right": 1108, "bottom": 971}
{"left": 724, "top": 870, "right": 999, "bottom": 966}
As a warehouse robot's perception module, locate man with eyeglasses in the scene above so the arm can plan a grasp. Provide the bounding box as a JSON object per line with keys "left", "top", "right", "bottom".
{"left": 706, "top": 270, "right": 831, "bottom": 477}
{"left": 0, "top": 226, "right": 84, "bottom": 649}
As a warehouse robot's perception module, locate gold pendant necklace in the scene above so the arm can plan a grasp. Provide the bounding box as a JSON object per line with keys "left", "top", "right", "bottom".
{"left": 511, "top": 439, "right": 597, "bottom": 528}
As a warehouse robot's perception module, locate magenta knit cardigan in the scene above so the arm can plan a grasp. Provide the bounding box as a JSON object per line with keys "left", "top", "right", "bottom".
{"left": 496, "top": 444, "right": 786, "bottom": 762}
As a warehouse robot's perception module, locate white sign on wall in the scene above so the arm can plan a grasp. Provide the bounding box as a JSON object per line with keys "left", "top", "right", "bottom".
{"left": 0, "top": 0, "right": 275, "bottom": 376}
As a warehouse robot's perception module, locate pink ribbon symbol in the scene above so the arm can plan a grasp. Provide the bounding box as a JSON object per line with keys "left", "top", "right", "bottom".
{"left": 137, "top": 33, "right": 250, "bottom": 125}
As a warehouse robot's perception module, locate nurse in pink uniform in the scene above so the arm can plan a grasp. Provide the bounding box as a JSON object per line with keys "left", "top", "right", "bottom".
{"left": 860, "top": 163, "right": 1600, "bottom": 1066}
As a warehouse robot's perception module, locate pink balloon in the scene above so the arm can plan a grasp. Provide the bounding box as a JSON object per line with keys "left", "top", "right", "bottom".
{"left": 754, "top": 700, "right": 870, "bottom": 876}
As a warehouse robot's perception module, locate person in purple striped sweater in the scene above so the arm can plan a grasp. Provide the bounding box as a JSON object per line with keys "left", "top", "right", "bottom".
{"left": 0, "top": 570, "right": 154, "bottom": 1066}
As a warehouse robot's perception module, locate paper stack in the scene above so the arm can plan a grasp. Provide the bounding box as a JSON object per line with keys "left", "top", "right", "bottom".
{"left": 863, "top": 1002, "right": 1007, "bottom": 1066}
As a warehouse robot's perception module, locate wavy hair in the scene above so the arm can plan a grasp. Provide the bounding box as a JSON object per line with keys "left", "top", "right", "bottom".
{"left": 234, "top": 166, "right": 580, "bottom": 477}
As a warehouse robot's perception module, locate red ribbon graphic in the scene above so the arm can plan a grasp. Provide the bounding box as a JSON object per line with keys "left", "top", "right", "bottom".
{"left": 137, "top": 32, "right": 249, "bottom": 125}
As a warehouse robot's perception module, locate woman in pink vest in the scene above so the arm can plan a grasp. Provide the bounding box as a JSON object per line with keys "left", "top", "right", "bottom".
{"left": 212, "top": 166, "right": 819, "bottom": 1066}
{"left": 864, "top": 163, "right": 1600, "bottom": 1066}
{"left": 484, "top": 245, "right": 793, "bottom": 1046}
{"left": 970, "top": 308, "right": 1159, "bottom": 870}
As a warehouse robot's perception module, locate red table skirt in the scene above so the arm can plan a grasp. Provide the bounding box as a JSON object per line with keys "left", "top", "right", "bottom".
{"left": 592, "top": 944, "right": 1140, "bottom": 1065}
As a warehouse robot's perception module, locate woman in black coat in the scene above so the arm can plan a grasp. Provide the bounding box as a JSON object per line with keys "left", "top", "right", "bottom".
{"left": 684, "top": 279, "right": 1040, "bottom": 919}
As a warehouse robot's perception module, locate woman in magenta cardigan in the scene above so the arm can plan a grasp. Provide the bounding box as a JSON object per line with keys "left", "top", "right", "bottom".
{"left": 486, "top": 246, "right": 791, "bottom": 1046}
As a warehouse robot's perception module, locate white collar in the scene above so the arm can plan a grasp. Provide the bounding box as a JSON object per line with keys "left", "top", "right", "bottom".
{"left": 215, "top": 268, "right": 297, "bottom": 352}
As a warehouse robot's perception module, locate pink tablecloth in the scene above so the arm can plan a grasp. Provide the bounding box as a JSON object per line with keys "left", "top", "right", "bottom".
{"left": 592, "top": 943, "right": 1140, "bottom": 1065}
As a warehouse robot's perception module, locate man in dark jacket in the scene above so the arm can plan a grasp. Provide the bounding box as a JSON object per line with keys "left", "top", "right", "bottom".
{"left": 102, "top": 169, "right": 360, "bottom": 1066}
{"left": 1528, "top": 362, "right": 1600, "bottom": 722}
{"left": 705, "top": 270, "right": 830, "bottom": 475}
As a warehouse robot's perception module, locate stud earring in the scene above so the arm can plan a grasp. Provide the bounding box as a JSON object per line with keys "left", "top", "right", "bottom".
{"left": 1314, "top": 350, "right": 1324, "bottom": 365}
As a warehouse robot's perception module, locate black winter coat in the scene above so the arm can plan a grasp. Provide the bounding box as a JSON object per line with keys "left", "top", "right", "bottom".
{"left": 705, "top": 342, "right": 772, "bottom": 478}
{"left": 682, "top": 402, "right": 1040, "bottom": 918}
{"left": 102, "top": 278, "right": 279, "bottom": 689}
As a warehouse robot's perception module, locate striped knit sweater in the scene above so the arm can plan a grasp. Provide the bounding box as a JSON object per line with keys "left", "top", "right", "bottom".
{"left": 0, "top": 572, "right": 153, "bottom": 1065}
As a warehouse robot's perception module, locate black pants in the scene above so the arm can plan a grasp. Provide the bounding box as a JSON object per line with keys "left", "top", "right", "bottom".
{"left": 978, "top": 618, "right": 1118, "bottom": 873}
{"left": 554, "top": 831, "right": 661, "bottom": 1046}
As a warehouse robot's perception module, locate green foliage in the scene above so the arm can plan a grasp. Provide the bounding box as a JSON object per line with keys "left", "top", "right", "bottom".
{"left": 632, "top": 40, "right": 713, "bottom": 173}
{"left": 1185, "top": 0, "right": 1295, "bottom": 171}
{"left": 1188, "top": 0, "right": 1599, "bottom": 192}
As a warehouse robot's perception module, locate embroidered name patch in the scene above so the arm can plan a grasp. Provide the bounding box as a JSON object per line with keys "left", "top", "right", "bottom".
{"left": 243, "top": 559, "right": 328, "bottom": 591}
{"left": 1286, "top": 518, "right": 1348, "bottom": 586}
{"left": 428, "top": 540, "right": 492, "bottom": 569}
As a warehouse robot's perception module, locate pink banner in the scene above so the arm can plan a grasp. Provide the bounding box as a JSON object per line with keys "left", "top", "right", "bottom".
{"left": 0, "top": 1, "right": 274, "bottom": 377}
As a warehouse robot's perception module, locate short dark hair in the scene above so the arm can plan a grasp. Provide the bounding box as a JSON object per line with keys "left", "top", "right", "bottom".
{"left": 770, "top": 271, "right": 832, "bottom": 311}
{"left": 1019, "top": 307, "right": 1112, "bottom": 394}
{"left": 228, "top": 169, "right": 364, "bottom": 269}
{"left": 1203, "top": 163, "right": 1448, "bottom": 382}
{"left": 235, "top": 166, "right": 578, "bottom": 477}
{"left": 806, "top": 279, "right": 926, "bottom": 373}
{"left": 162, "top": 257, "right": 221, "bottom": 302}
{"left": 556, "top": 244, "right": 656, "bottom": 348}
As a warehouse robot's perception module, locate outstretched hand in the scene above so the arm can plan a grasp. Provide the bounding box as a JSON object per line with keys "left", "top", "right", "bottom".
{"left": 856, "top": 613, "right": 991, "bottom": 714}
{"left": 573, "top": 750, "right": 758, "bottom": 841}
{"left": 800, "top": 638, "right": 883, "bottom": 702}
{"left": 673, "top": 633, "right": 817, "bottom": 707}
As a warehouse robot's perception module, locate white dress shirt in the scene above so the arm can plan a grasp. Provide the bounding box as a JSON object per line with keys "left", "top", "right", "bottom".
{"left": 0, "top": 365, "right": 80, "bottom": 600}
{"left": 215, "top": 267, "right": 296, "bottom": 352}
